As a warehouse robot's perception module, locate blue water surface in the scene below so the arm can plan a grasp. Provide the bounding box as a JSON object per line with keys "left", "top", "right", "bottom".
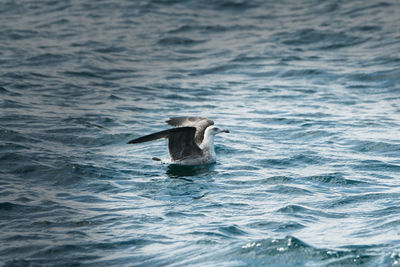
{"left": 1, "top": 0, "right": 400, "bottom": 266}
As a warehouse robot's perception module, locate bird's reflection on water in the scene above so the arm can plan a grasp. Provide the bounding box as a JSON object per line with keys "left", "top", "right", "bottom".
{"left": 166, "top": 163, "right": 216, "bottom": 181}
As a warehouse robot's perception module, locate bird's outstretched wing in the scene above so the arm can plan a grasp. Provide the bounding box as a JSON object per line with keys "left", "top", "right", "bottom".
{"left": 166, "top": 116, "right": 214, "bottom": 145}
{"left": 128, "top": 127, "right": 202, "bottom": 161}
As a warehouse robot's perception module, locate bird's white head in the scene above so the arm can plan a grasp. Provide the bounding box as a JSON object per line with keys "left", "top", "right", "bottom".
{"left": 206, "top": 126, "right": 230, "bottom": 136}
{"left": 200, "top": 126, "right": 230, "bottom": 151}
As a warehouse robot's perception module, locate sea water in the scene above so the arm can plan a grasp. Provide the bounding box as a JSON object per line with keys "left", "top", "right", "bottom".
{"left": 1, "top": 0, "right": 400, "bottom": 266}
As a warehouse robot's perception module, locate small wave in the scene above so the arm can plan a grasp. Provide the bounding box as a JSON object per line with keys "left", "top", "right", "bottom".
{"left": 157, "top": 36, "right": 206, "bottom": 46}
{"left": 351, "top": 140, "right": 400, "bottom": 156}
{"left": 169, "top": 23, "right": 257, "bottom": 34}
{"left": 215, "top": 0, "right": 259, "bottom": 10}
{"left": 26, "top": 53, "right": 68, "bottom": 66}
{"left": 189, "top": 63, "right": 241, "bottom": 76}
{"left": 257, "top": 154, "right": 323, "bottom": 169}
{"left": 1, "top": 99, "right": 29, "bottom": 109}
{"left": 164, "top": 211, "right": 198, "bottom": 218}
{"left": 63, "top": 70, "right": 102, "bottom": 79}
{"left": 0, "top": 201, "right": 26, "bottom": 211}
{"left": 274, "top": 28, "right": 365, "bottom": 50}
{"left": 353, "top": 160, "right": 400, "bottom": 173}
{"left": 277, "top": 204, "right": 347, "bottom": 219}
{"left": 343, "top": 2, "right": 392, "bottom": 17}
{"left": 219, "top": 225, "right": 248, "bottom": 236}
{"left": 0, "top": 128, "right": 39, "bottom": 143}
{"left": 266, "top": 185, "right": 313, "bottom": 195}
{"left": 226, "top": 176, "right": 295, "bottom": 185}
{"left": 0, "top": 29, "right": 38, "bottom": 40}
{"left": 328, "top": 192, "right": 400, "bottom": 208}
{"left": 210, "top": 236, "right": 376, "bottom": 266}
{"left": 304, "top": 172, "right": 365, "bottom": 185}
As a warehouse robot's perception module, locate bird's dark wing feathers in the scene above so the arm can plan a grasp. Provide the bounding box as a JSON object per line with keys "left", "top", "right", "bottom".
{"left": 166, "top": 116, "right": 214, "bottom": 145}
{"left": 127, "top": 127, "right": 202, "bottom": 161}
{"left": 167, "top": 127, "right": 202, "bottom": 161}
{"left": 127, "top": 128, "right": 171, "bottom": 144}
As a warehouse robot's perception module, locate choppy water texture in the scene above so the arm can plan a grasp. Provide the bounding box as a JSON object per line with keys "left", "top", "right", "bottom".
{"left": 1, "top": 0, "right": 400, "bottom": 266}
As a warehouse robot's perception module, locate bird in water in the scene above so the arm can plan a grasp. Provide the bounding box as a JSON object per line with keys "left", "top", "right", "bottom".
{"left": 128, "top": 116, "right": 229, "bottom": 165}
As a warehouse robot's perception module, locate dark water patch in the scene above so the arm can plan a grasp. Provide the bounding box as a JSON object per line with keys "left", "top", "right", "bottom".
{"left": 0, "top": 86, "right": 10, "bottom": 93}
{"left": 245, "top": 220, "right": 307, "bottom": 233}
{"left": 345, "top": 69, "right": 400, "bottom": 89}
{"left": 0, "top": 201, "right": 26, "bottom": 211}
{"left": 225, "top": 176, "right": 295, "bottom": 186}
{"left": 292, "top": 112, "right": 334, "bottom": 119}
{"left": 169, "top": 24, "right": 254, "bottom": 34}
{"left": 275, "top": 28, "right": 365, "bottom": 49}
{"left": 63, "top": 116, "right": 113, "bottom": 128}
{"left": 277, "top": 204, "right": 311, "bottom": 214}
{"left": 327, "top": 192, "right": 400, "bottom": 208}
{"left": 374, "top": 219, "right": 400, "bottom": 230}
{"left": 68, "top": 194, "right": 108, "bottom": 204}
{"left": 4, "top": 233, "right": 55, "bottom": 242}
{"left": 0, "top": 128, "right": 39, "bottom": 144}
{"left": 232, "top": 54, "right": 271, "bottom": 63}
{"left": 24, "top": 244, "right": 102, "bottom": 265}
{"left": 108, "top": 94, "right": 123, "bottom": 100}
{"left": 37, "top": 132, "right": 105, "bottom": 148}
{"left": 261, "top": 116, "right": 308, "bottom": 126}
{"left": 304, "top": 173, "right": 365, "bottom": 186}
{"left": 212, "top": 0, "right": 259, "bottom": 11}
{"left": 0, "top": 29, "right": 39, "bottom": 40}
{"left": 370, "top": 206, "right": 400, "bottom": 218}
{"left": 343, "top": 1, "right": 392, "bottom": 17}
{"left": 1, "top": 99, "right": 30, "bottom": 109}
{"left": 94, "top": 46, "right": 126, "bottom": 54}
{"left": 164, "top": 211, "right": 205, "bottom": 218}
{"left": 189, "top": 63, "right": 242, "bottom": 76}
{"left": 351, "top": 25, "right": 382, "bottom": 32}
{"left": 266, "top": 185, "right": 313, "bottom": 195}
{"left": 87, "top": 181, "right": 120, "bottom": 194}
{"left": 257, "top": 154, "right": 323, "bottom": 169}
{"left": 275, "top": 222, "right": 306, "bottom": 232}
{"left": 277, "top": 204, "right": 347, "bottom": 219}
{"left": 351, "top": 140, "right": 400, "bottom": 156}
{"left": 30, "top": 219, "right": 97, "bottom": 230}
{"left": 257, "top": 158, "right": 294, "bottom": 169}
{"left": 354, "top": 160, "right": 400, "bottom": 172}
{"left": 201, "top": 236, "right": 379, "bottom": 266}
{"left": 63, "top": 70, "right": 102, "bottom": 79}
{"left": 26, "top": 53, "right": 69, "bottom": 66}
{"left": 2, "top": 71, "right": 53, "bottom": 81}
{"left": 219, "top": 225, "right": 248, "bottom": 237}
{"left": 190, "top": 230, "right": 231, "bottom": 240}
{"left": 261, "top": 176, "right": 296, "bottom": 185}
{"left": 290, "top": 130, "right": 334, "bottom": 141}
{"left": 6, "top": 158, "right": 112, "bottom": 187}
{"left": 0, "top": 200, "right": 77, "bottom": 222}
{"left": 45, "top": 126, "right": 99, "bottom": 134}
{"left": 279, "top": 68, "right": 327, "bottom": 78}
{"left": 158, "top": 36, "right": 207, "bottom": 46}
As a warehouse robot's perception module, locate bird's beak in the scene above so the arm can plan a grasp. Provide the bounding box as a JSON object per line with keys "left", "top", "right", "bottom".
{"left": 222, "top": 129, "right": 230, "bottom": 133}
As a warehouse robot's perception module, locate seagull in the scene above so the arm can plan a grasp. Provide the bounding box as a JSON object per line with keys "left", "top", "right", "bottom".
{"left": 127, "top": 116, "right": 229, "bottom": 165}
